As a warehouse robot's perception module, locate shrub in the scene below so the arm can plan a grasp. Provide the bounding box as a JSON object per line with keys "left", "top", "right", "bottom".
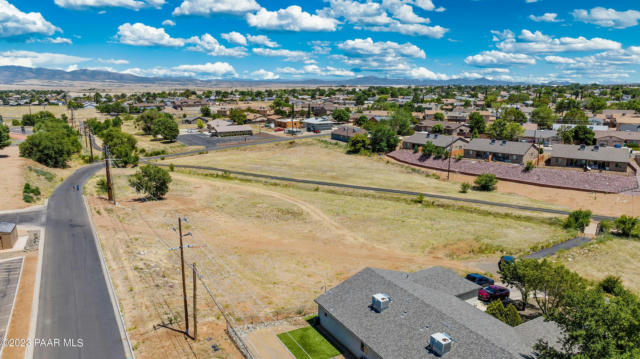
{"left": 600, "top": 220, "right": 612, "bottom": 234}
{"left": 598, "top": 275, "right": 624, "bottom": 295}
{"left": 460, "top": 182, "right": 471, "bottom": 193}
{"left": 12, "top": 119, "right": 21, "bottom": 126}
{"left": 614, "top": 215, "right": 639, "bottom": 237}
{"left": 474, "top": 173, "right": 498, "bottom": 191}
{"left": 0, "top": 124, "right": 10, "bottom": 150}
{"left": 128, "top": 164, "right": 172, "bottom": 199}
{"left": 96, "top": 177, "right": 108, "bottom": 195}
{"left": 169, "top": 163, "right": 175, "bottom": 172}
{"left": 524, "top": 161, "right": 535, "bottom": 172}
{"left": 486, "top": 300, "right": 521, "bottom": 326}
{"left": 564, "top": 209, "right": 592, "bottom": 231}
{"left": 347, "top": 133, "right": 370, "bottom": 154}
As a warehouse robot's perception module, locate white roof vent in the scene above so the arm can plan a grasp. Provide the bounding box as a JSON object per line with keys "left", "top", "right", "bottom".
{"left": 429, "top": 332, "right": 453, "bottom": 357}
{"left": 371, "top": 293, "right": 391, "bottom": 313}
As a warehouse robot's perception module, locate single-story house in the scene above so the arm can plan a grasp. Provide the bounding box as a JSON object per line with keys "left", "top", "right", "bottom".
{"left": 274, "top": 118, "right": 302, "bottom": 129}
{"left": 315, "top": 266, "right": 561, "bottom": 359}
{"left": 548, "top": 144, "right": 630, "bottom": 172}
{"left": 266, "top": 114, "right": 283, "bottom": 123}
{"left": 402, "top": 133, "right": 468, "bottom": 155}
{"left": 0, "top": 222, "right": 18, "bottom": 250}
{"left": 551, "top": 124, "right": 609, "bottom": 132}
{"left": 415, "top": 120, "right": 471, "bottom": 137}
{"left": 617, "top": 124, "right": 640, "bottom": 132}
{"left": 594, "top": 131, "right": 640, "bottom": 147}
{"left": 210, "top": 124, "right": 253, "bottom": 137}
{"left": 206, "top": 119, "right": 233, "bottom": 130}
{"left": 303, "top": 118, "right": 335, "bottom": 132}
{"left": 331, "top": 126, "right": 368, "bottom": 142}
{"left": 520, "top": 129, "right": 559, "bottom": 145}
{"left": 464, "top": 139, "right": 539, "bottom": 164}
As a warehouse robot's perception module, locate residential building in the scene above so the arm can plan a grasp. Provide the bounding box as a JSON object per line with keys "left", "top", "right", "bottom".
{"left": 548, "top": 144, "right": 630, "bottom": 172}
{"left": 520, "top": 130, "right": 559, "bottom": 145}
{"left": 210, "top": 124, "right": 253, "bottom": 137}
{"left": 331, "top": 126, "right": 368, "bottom": 142}
{"left": 315, "top": 266, "right": 560, "bottom": 359}
{"left": 464, "top": 139, "right": 539, "bottom": 164}
{"left": 0, "top": 222, "right": 17, "bottom": 249}
{"left": 595, "top": 131, "right": 640, "bottom": 147}
{"left": 402, "top": 133, "right": 468, "bottom": 155}
{"left": 274, "top": 118, "right": 302, "bottom": 129}
{"left": 182, "top": 116, "right": 205, "bottom": 125}
{"left": 415, "top": 120, "right": 471, "bottom": 137}
{"left": 303, "top": 117, "right": 335, "bottom": 132}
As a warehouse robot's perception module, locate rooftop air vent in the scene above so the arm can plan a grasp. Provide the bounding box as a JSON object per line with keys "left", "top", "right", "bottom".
{"left": 579, "top": 144, "right": 586, "bottom": 150}
{"left": 434, "top": 134, "right": 439, "bottom": 138}
{"left": 429, "top": 332, "right": 453, "bottom": 357}
{"left": 593, "top": 145, "right": 599, "bottom": 151}
{"left": 490, "top": 139, "right": 496, "bottom": 144}
{"left": 372, "top": 293, "right": 391, "bottom": 313}
{"left": 501, "top": 140, "right": 507, "bottom": 146}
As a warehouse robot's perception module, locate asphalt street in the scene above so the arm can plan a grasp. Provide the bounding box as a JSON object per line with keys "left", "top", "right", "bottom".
{"left": 0, "top": 208, "right": 46, "bottom": 227}
{"left": 34, "top": 162, "right": 126, "bottom": 359}
{"left": 525, "top": 237, "right": 592, "bottom": 259}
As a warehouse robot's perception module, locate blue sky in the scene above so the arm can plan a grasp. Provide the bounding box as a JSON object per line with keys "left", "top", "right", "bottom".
{"left": 1, "top": 0, "right": 639, "bottom": 83}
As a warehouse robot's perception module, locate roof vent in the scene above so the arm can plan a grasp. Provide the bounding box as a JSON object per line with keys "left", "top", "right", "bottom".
{"left": 426, "top": 133, "right": 431, "bottom": 138}
{"left": 593, "top": 145, "right": 599, "bottom": 151}
{"left": 434, "top": 134, "right": 439, "bottom": 138}
{"left": 501, "top": 140, "right": 507, "bottom": 146}
{"left": 579, "top": 144, "right": 586, "bottom": 150}
{"left": 490, "top": 139, "right": 496, "bottom": 144}
{"left": 372, "top": 293, "right": 391, "bottom": 313}
{"left": 429, "top": 332, "right": 453, "bottom": 357}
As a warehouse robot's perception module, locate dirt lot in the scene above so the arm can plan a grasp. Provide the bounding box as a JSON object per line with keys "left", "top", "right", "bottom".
{"left": 0, "top": 106, "right": 104, "bottom": 122}
{"left": 119, "top": 120, "right": 204, "bottom": 155}
{"left": 86, "top": 166, "right": 573, "bottom": 358}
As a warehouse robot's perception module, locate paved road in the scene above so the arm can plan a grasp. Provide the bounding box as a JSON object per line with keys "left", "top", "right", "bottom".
{"left": 34, "top": 163, "right": 127, "bottom": 359}
{"left": 176, "top": 132, "right": 280, "bottom": 149}
{"left": 0, "top": 207, "right": 46, "bottom": 227}
{"left": 157, "top": 163, "right": 616, "bottom": 221}
{"left": 525, "top": 237, "right": 592, "bottom": 259}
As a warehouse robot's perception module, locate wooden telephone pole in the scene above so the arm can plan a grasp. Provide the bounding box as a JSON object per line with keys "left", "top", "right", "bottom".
{"left": 192, "top": 262, "right": 197, "bottom": 340}
{"left": 88, "top": 132, "right": 94, "bottom": 162}
{"left": 103, "top": 146, "right": 114, "bottom": 203}
{"left": 178, "top": 218, "right": 190, "bottom": 337}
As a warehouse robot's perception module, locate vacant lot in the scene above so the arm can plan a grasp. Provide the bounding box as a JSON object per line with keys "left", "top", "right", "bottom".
{"left": 557, "top": 238, "right": 640, "bottom": 293}
{"left": 86, "top": 166, "right": 572, "bottom": 358}
{"left": 156, "top": 139, "right": 568, "bottom": 213}
{"left": 0, "top": 106, "right": 104, "bottom": 122}
{"left": 119, "top": 120, "right": 204, "bottom": 155}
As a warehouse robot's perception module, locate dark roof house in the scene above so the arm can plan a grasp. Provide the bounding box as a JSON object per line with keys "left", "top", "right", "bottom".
{"left": 315, "top": 266, "right": 561, "bottom": 359}
{"left": 402, "top": 133, "right": 468, "bottom": 150}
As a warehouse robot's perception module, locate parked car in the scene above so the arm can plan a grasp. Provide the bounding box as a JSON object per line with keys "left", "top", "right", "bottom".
{"left": 478, "top": 285, "right": 510, "bottom": 302}
{"left": 274, "top": 127, "right": 284, "bottom": 132}
{"left": 314, "top": 129, "right": 321, "bottom": 133}
{"left": 465, "top": 273, "right": 495, "bottom": 286}
{"left": 498, "top": 256, "right": 515, "bottom": 271}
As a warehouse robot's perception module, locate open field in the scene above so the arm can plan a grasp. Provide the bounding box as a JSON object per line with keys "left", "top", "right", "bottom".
{"left": 155, "top": 139, "right": 570, "bottom": 213}
{"left": 0, "top": 105, "right": 105, "bottom": 122}
{"left": 556, "top": 237, "right": 640, "bottom": 294}
{"left": 86, "top": 165, "right": 573, "bottom": 358}
{"left": 119, "top": 120, "right": 204, "bottom": 155}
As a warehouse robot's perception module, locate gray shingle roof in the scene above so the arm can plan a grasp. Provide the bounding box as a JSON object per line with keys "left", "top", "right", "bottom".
{"left": 466, "top": 138, "right": 536, "bottom": 156}
{"left": 403, "top": 133, "right": 466, "bottom": 148}
{"left": 332, "top": 126, "right": 367, "bottom": 137}
{"left": 551, "top": 144, "right": 630, "bottom": 163}
{"left": 594, "top": 130, "right": 640, "bottom": 141}
{"left": 0, "top": 222, "right": 16, "bottom": 234}
{"left": 316, "top": 266, "right": 557, "bottom": 359}
{"left": 523, "top": 130, "right": 557, "bottom": 140}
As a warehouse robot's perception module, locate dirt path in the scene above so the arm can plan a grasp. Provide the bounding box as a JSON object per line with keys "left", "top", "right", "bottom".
{"left": 0, "top": 146, "right": 28, "bottom": 211}
{"left": 2, "top": 252, "right": 37, "bottom": 359}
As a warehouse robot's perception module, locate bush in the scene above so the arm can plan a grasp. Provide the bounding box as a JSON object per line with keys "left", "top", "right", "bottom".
{"left": 96, "top": 177, "right": 108, "bottom": 195}
{"left": 347, "top": 133, "right": 370, "bottom": 154}
{"left": 614, "top": 215, "right": 639, "bottom": 237}
{"left": 169, "top": 163, "right": 175, "bottom": 172}
{"left": 598, "top": 275, "right": 624, "bottom": 296}
{"left": 370, "top": 124, "right": 399, "bottom": 153}
{"left": 19, "top": 126, "right": 81, "bottom": 168}
{"left": 128, "top": 164, "right": 172, "bottom": 199}
{"left": 564, "top": 209, "right": 592, "bottom": 231}
{"left": 0, "top": 124, "right": 10, "bottom": 149}
{"left": 22, "top": 183, "right": 41, "bottom": 202}
{"left": 524, "top": 161, "right": 535, "bottom": 172}
{"left": 12, "top": 119, "right": 21, "bottom": 126}
{"left": 486, "top": 300, "right": 523, "bottom": 327}
{"left": 474, "top": 173, "right": 498, "bottom": 191}
{"left": 460, "top": 182, "right": 471, "bottom": 193}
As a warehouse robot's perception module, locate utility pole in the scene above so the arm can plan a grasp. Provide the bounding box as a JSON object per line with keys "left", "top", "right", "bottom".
{"left": 103, "top": 146, "right": 114, "bottom": 203}
{"left": 447, "top": 141, "right": 453, "bottom": 181}
{"left": 178, "top": 218, "right": 190, "bottom": 337}
{"left": 83, "top": 121, "right": 88, "bottom": 148}
{"left": 88, "top": 132, "right": 94, "bottom": 162}
{"left": 192, "top": 262, "right": 197, "bottom": 340}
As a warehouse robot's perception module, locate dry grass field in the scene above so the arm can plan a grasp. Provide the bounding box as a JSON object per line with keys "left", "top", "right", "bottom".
{"left": 0, "top": 105, "right": 105, "bottom": 121}
{"left": 85, "top": 167, "right": 573, "bottom": 358}
{"left": 119, "top": 120, "right": 204, "bottom": 155}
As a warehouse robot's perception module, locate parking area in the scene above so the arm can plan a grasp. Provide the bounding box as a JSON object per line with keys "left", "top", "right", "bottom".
{"left": 177, "top": 132, "right": 282, "bottom": 149}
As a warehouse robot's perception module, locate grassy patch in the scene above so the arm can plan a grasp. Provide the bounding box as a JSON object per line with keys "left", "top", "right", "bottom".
{"left": 277, "top": 324, "right": 340, "bottom": 359}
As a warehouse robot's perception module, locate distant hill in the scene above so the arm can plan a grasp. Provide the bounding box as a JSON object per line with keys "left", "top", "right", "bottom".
{"left": 0, "top": 65, "right": 570, "bottom": 87}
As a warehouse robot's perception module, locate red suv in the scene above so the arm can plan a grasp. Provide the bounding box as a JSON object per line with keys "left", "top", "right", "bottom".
{"left": 478, "top": 285, "right": 510, "bottom": 302}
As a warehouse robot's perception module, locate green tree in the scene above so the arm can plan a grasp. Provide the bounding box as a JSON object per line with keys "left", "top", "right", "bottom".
{"left": 196, "top": 118, "right": 204, "bottom": 129}
{"left": 19, "top": 129, "right": 81, "bottom": 168}
{"left": 370, "top": 124, "right": 399, "bottom": 153}
{"left": 347, "top": 133, "right": 370, "bottom": 154}
{"left": 151, "top": 116, "right": 179, "bottom": 142}
{"left": 499, "top": 258, "right": 537, "bottom": 308}
{"left": 434, "top": 112, "right": 445, "bottom": 121}
{"left": 571, "top": 125, "right": 595, "bottom": 145}
{"left": 614, "top": 215, "right": 639, "bottom": 237}
{"left": 422, "top": 141, "right": 437, "bottom": 157}
{"left": 474, "top": 173, "right": 498, "bottom": 191}
{"left": 563, "top": 108, "right": 589, "bottom": 125}
{"left": 469, "top": 112, "right": 486, "bottom": 134}
{"left": 586, "top": 97, "right": 607, "bottom": 114}
{"left": 389, "top": 109, "right": 414, "bottom": 136}
{"left": 531, "top": 106, "right": 557, "bottom": 129}
{"left": 564, "top": 209, "right": 592, "bottom": 231}
{"left": 557, "top": 125, "right": 574, "bottom": 144}
{"left": 200, "top": 106, "right": 211, "bottom": 117}
{"left": 0, "top": 124, "right": 10, "bottom": 149}
{"left": 332, "top": 108, "right": 351, "bottom": 123}
{"left": 136, "top": 109, "right": 171, "bottom": 135}
{"left": 355, "top": 115, "right": 369, "bottom": 127}
{"left": 100, "top": 127, "right": 139, "bottom": 166}
{"left": 128, "top": 164, "right": 172, "bottom": 199}
{"left": 501, "top": 107, "right": 527, "bottom": 124}
{"left": 432, "top": 123, "right": 444, "bottom": 134}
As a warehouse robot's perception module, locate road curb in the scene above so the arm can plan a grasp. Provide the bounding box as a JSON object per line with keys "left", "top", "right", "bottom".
{"left": 26, "top": 223, "right": 46, "bottom": 359}
{"left": 83, "top": 196, "right": 135, "bottom": 359}
{"left": 0, "top": 200, "right": 47, "bottom": 215}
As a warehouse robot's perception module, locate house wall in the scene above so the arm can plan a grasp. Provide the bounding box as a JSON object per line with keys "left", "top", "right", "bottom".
{"left": 213, "top": 129, "right": 253, "bottom": 137}
{"left": 596, "top": 136, "right": 640, "bottom": 147}
{"left": 317, "top": 305, "right": 382, "bottom": 359}
{"left": 464, "top": 146, "right": 537, "bottom": 165}
{"left": 0, "top": 229, "right": 18, "bottom": 249}
{"left": 306, "top": 123, "right": 333, "bottom": 132}
{"left": 548, "top": 157, "right": 628, "bottom": 172}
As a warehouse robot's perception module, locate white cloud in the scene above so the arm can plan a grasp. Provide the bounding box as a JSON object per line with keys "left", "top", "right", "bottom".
{"left": 277, "top": 65, "right": 354, "bottom": 77}
{"left": 409, "top": 66, "right": 449, "bottom": 80}
{"left": 173, "top": 62, "right": 237, "bottom": 77}
{"left": 382, "top": 1, "right": 430, "bottom": 23}
{"left": 246, "top": 6, "right": 338, "bottom": 31}
{"left": 338, "top": 37, "right": 425, "bottom": 58}
{"left": 46, "top": 37, "right": 73, "bottom": 44}
{"left": 0, "top": 0, "right": 59, "bottom": 37}
{"left": 122, "top": 67, "right": 196, "bottom": 78}
{"left": 529, "top": 13, "right": 561, "bottom": 23}
{"left": 319, "top": 0, "right": 391, "bottom": 25}
{"left": 98, "top": 58, "right": 129, "bottom": 64}
{"left": 367, "top": 21, "right": 448, "bottom": 38}
{"left": 246, "top": 34, "right": 278, "bottom": 48}
{"left": 173, "top": 0, "right": 259, "bottom": 16}
{"left": 0, "top": 50, "right": 89, "bottom": 68}
{"left": 116, "top": 23, "right": 184, "bottom": 47}
{"left": 162, "top": 19, "right": 175, "bottom": 26}
{"left": 464, "top": 50, "right": 536, "bottom": 66}
{"left": 186, "top": 34, "right": 247, "bottom": 57}
{"left": 54, "top": 0, "right": 164, "bottom": 10}
{"left": 221, "top": 31, "right": 247, "bottom": 46}
{"left": 252, "top": 47, "right": 310, "bottom": 62}
{"left": 544, "top": 56, "right": 576, "bottom": 64}
{"left": 573, "top": 7, "right": 640, "bottom": 29}
{"left": 495, "top": 29, "right": 622, "bottom": 53}
{"left": 251, "top": 69, "right": 279, "bottom": 80}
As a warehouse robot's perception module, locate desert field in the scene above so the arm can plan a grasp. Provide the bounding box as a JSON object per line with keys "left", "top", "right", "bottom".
{"left": 119, "top": 120, "right": 204, "bottom": 155}
{"left": 85, "top": 166, "right": 573, "bottom": 358}
{"left": 156, "top": 139, "right": 570, "bottom": 213}
{"left": 0, "top": 105, "right": 106, "bottom": 122}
